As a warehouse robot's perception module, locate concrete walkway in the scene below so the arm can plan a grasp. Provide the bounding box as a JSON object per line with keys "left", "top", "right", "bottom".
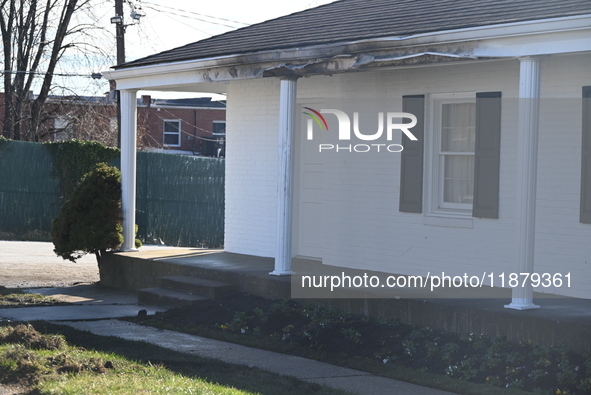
{"left": 0, "top": 284, "right": 167, "bottom": 322}
{"left": 0, "top": 286, "right": 454, "bottom": 394}
{"left": 62, "top": 319, "right": 454, "bottom": 395}
{"left": 0, "top": 240, "right": 455, "bottom": 394}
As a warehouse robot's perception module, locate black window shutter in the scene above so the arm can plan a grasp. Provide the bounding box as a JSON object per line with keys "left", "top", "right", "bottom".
{"left": 399, "top": 95, "right": 425, "bottom": 213}
{"left": 472, "top": 91, "right": 502, "bottom": 219}
{"left": 581, "top": 86, "right": 591, "bottom": 224}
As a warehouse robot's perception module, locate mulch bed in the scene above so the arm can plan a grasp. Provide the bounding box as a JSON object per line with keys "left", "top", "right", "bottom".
{"left": 132, "top": 292, "right": 591, "bottom": 395}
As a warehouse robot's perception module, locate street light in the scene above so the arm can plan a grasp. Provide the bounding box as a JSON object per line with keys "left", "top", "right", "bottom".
{"left": 131, "top": 9, "right": 145, "bottom": 21}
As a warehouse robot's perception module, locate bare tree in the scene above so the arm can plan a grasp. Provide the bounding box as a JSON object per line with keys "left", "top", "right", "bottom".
{"left": 0, "top": 0, "right": 110, "bottom": 141}
{"left": 44, "top": 95, "right": 118, "bottom": 146}
{"left": 42, "top": 94, "right": 154, "bottom": 150}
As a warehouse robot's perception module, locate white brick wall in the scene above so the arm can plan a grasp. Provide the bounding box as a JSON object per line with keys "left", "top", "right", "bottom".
{"left": 224, "top": 53, "right": 591, "bottom": 298}
{"left": 224, "top": 79, "right": 280, "bottom": 257}
{"left": 293, "top": 61, "right": 518, "bottom": 286}
{"left": 534, "top": 54, "right": 591, "bottom": 298}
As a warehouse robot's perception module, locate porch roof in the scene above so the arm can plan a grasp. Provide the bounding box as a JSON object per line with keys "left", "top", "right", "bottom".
{"left": 116, "top": 0, "right": 591, "bottom": 70}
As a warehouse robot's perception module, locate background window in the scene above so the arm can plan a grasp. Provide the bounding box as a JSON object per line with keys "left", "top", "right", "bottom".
{"left": 164, "top": 120, "right": 181, "bottom": 146}
{"left": 212, "top": 121, "right": 226, "bottom": 135}
{"left": 436, "top": 101, "right": 476, "bottom": 211}
{"left": 54, "top": 117, "right": 73, "bottom": 141}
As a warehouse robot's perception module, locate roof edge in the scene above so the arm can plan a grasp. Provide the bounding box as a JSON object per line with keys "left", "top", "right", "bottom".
{"left": 103, "top": 14, "right": 591, "bottom": 82}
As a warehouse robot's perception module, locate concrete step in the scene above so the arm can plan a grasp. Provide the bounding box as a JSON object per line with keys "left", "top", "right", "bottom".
{"left": 138, "top": 287, "right": 209, "bottom": 307}
{"left": 159, "top": 275, "right": 236, "bottom": 298}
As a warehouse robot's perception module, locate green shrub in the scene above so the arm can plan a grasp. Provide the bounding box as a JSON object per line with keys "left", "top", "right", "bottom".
{"left": 44, "top": 140, "right": 120, "bottom": 200}
{"left": 51, "top": 163, "right": 138, "bottom": 266}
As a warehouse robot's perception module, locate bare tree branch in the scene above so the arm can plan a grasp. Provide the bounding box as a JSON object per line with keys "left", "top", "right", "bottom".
{"left": 1, "top": 0, "right": 111, "bottom": 141}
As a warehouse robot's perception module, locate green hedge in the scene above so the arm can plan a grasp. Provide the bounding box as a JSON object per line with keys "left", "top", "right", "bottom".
{"left": 44, "top": 140, "right": 120, "bottom": 200}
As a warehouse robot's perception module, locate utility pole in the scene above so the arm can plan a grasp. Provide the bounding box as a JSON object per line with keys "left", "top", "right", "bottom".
{"left": 112, "top": 0, "right": 125, "bottom": 148}
{"left": 110, "top": 0, "right": 143, "bottom": 148}
{"left": 115, "top": 0, "right": 126, "bottom": 65}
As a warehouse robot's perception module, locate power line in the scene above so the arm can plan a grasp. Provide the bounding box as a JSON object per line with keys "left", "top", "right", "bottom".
{"left": 141, "top": 2, "right": 246, "bottom": 29}
{"left": 141, "top": 1, "right": 248, "bottom": 28}
{"left": 141, "top": 5, "right": 212, "bottom": 36}
{"left": 0, "top": 70, "right": 101, "bottom": 78}
{"left": 141, "top": 5, "right": 231, "bottom": 30}
{"left": 147, "top": 104, "right": 226, "bottom": 138}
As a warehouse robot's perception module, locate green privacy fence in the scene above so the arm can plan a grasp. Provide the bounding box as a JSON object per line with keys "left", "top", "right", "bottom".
{"left": 0, "top": 141, "right": 61, "bottom": 239}
{"left": 135, "top": 152, "right": 225, "bottom": 247}
{"left": 0, "top": 140, "right": 224, "bottom": 247}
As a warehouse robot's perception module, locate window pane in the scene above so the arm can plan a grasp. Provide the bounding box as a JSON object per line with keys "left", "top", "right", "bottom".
{"left": 164, "top": 133, "right": 179, "bottom": 146}
{"left": 443, "top": 155, "right": 474, "bottom": 204}
{"left": 54, "top": 117, "right": 70, "bottom": 130}
{"left": 164, "top": 121, "right": 180, "bottom": 134}
{"left": 441, "top": 103, "right": 475, "bottom": 152}
{"left": 164, "top": 120, "right": 180, "bottom": 146}
{"left": 213, "top": 122, "right": 226, "bottom": 134}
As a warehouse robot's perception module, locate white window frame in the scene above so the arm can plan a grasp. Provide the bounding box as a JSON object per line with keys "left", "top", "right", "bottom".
{"left": 54, "top": 116, "right": 74, "bottom": 141}
{"left": 427, "top": 93, "right": 476, "bottom": 216}
{"left": 212, "top": 120, "right": 226, "bottom": 136}
{"left": 163, "top": 119, "right": 181, "bottom": 147}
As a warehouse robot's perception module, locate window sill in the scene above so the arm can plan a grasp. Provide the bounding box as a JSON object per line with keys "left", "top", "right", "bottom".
{"left": 423, "top": 213, "right": 473, "bottom": 229}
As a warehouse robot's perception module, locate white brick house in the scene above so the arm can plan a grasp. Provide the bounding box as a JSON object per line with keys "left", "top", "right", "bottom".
{"left": 104, "top": 0, "right": 591, "bottom": 305}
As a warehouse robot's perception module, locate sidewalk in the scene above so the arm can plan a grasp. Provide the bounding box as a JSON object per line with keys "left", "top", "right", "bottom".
{"left": 0, "top": 284, "right": 455, "bottom": 395}
{"left": 0, "top": 284, "right": 167, "bottom": 321}
{"left": 0, "top": 240, "right": 455, "bottom": 394}
{"left": 62, "top": 319, "right": 454, "bottom": 395}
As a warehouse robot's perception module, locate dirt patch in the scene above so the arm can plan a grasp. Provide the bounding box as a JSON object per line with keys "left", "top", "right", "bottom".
{"left": 157, "top": 292, "right": 276, "bottom": 326}
{"left": 0, "top": 324, "right": 65, "bottom": 350}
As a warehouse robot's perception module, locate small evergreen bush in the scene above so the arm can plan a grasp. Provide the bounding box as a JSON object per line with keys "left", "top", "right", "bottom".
{"left": 51, "top": 163, "right": 138, "bottom": 266}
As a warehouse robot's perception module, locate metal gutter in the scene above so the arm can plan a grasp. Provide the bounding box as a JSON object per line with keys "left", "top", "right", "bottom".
{"left": 352, "top": 52, "right": 479, "bottom": 67}
{"left": 103, "top": 14, "right": 591, "bottom": 82}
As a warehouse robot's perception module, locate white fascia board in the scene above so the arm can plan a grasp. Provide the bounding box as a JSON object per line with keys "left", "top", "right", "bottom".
{"left": 114, "top": 73, "right": 230, "bottom": 92}
{"left": 104, "top": 14, "right": 591, "bottom": 89}
{"left": 473, "top": 29, "right": 591, "bottom": 57}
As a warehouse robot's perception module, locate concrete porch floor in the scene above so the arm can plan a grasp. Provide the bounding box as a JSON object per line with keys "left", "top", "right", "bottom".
{"left": 100, "top": 248, "right": 591, "bottom": 353}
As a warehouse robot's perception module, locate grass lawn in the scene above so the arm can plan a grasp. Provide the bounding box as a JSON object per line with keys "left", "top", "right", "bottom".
{"left": 0, "top": 322, "right": 350, "bottom": 395}
{"left": 0, "top": 286, "right": 68, "bottom": 308}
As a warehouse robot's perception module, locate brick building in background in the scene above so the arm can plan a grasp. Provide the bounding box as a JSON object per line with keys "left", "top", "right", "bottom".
{"left": 138, "top": 95, "right": 226, "bottom": 156}
{"left": 0, "top": 92, "right": 226, "bottom": 156}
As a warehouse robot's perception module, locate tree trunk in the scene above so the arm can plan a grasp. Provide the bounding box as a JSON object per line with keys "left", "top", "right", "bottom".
{"left": 95, "top": 250, "right": 102, "bottom": 268}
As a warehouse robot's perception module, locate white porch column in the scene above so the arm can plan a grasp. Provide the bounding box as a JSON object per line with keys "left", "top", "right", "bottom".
{"left": 271, "top": 78, "right": 297, "bottom": 275}
{"left": 120, "top": 89, "right": 138, "bottom": 251}
{"left": 505, "top": 57, "right": 542, "bottom": 310}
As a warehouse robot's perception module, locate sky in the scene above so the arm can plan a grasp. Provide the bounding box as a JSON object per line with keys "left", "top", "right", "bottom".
{"left": 51, "top": 0, "right": 337, "bottom": 99}
{"left": 125, "top": 0, "right": 336, "bottom": 61}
